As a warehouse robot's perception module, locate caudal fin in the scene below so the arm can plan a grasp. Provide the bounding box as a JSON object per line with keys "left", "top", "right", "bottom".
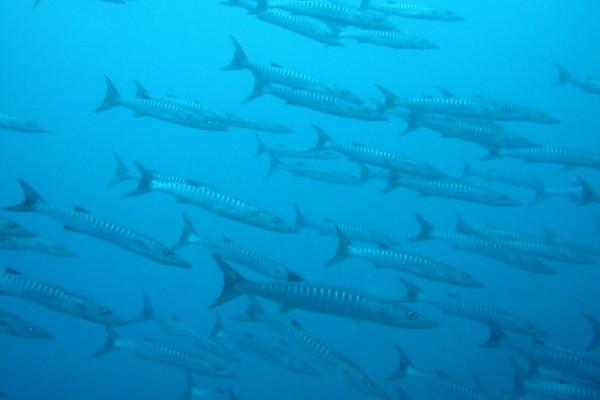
{"left": 397, "top": 278, "right": 421, "bottom": 302}
{"left": 395, "top": 386, "right": 410, "bottom": 400}
{"left": 293, "top": 203, "right": 309, "bottom": 230}
{"left": 310, "top": 125, "right": 332, "bottom": 151}
{"left": 583, "top": 314, "right": 600, "bottom": 351}
{"left": 123, "top": 162, "right": 155, "bottom": 197}
{"left": 576, "top": 177, "right": 595, "bottom": 206}
{"left": 130, "top": 293, "right": 157, "bottom": 324}
{"left": 4, "top": 179, "right": 46, "bottom": 213}
{"left": 241, "top": 73, "right": 267, "bottom": 104}
{"left": 407, "top": 213, "right": 433, "bottom": 242}
{"left": 33, "top": 0, "right": 42, "bottom": 7}
{"left": 254, "top": 134, "right": 267, "bottom": 157}
{"left": 380, "top": 169, "right": 399, "bottom": 194}
{"left": 387, "top": 345, "right": 415, "bottom": 380}
{"left": 93, "top": 325, "right": 120, "bottom": 357}
{"left": 375, "top": 84, "right": 397, "bottom": 111}
{"left": 460, "top": 159, "right": 473, "bottom": 179}
{"left": 210, "top": 257, "right": 246, "bottom": 308}
{"left": 264, "top": 152, "right": 281, "bottom": 178}
{"left": 554, "top": 63, "right": 571, "bottom": 85}
{"left": 530, "top": 178, "right": 548, "bottom": 206}
{"left": 95, "top": 76, "right": 121, "bottom": 113}
{"left": 479, "top": 320, "right": 505, "bottom": 349}
{"left": 172, "top": 213, "right": 198, "bottom": 251}
{"left": 325, "top": 226, "right": 352, "bottom": 266}
{"left": 179, "top": 372, "right": 195, "bottom": 400}
{"left": 231, "top": 296, "right": 265, "bottom": 322}
{"left": 222, "top": 36, "right": 249, "bottom": 71}
{"left": 209, "top": 312, "right": 229, "bottom": 341}
{"left": 108, "top": 154, "right": 132, "bottom": 187}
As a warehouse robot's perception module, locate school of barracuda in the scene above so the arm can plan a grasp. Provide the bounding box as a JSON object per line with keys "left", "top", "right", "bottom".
{"left": 1, "top": 1, "right": 599, "bottom": 399}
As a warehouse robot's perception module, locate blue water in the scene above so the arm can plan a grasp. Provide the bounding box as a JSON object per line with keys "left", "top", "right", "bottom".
{"left": 1, "top": 1, "right": 599, "bottom": 399}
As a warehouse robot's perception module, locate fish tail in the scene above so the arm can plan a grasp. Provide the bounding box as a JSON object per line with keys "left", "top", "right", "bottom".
{"left": 325, "top": 226, "right": 351, "bottom": 266}
{"left": 4, "top": 179, "right": 46, "bottom": 213}
{"left": 95, "top": 76, "right": 121, "bottom": 112}
{"left": 554, "top": 63, "right": 571, "bottom": 85}
{"left": 133, "top": 80, "right": 150, "bottom": 99}
{"left": 479, "top": 320, "right": 504, "bottom": 348}
{"left": 231, "top": 296, "right": 265, "bottom": 322}
{"left": 408, "top": 213, "right": 433, "bottom": 242}
{"left": 576, "top": 176, "right": 595, "bottom": 206}
{"left": 179, "top": 372, "right": 195, "bottom": 400}
{"left": 397, "top": 278, "right": 420, "bottom": 302}
{"left": 254, "top": 0, "right": 269, "bottom": 13}
{"left": 529, "top": 178, "right": 547, "bottom": 206}
{"left": 374, "top": 84, "right": 397, "bottom": 111}
{"left": 209, "top": 311, "right": 228, "bottom": 340}
{"left": 395, "top": 386, "right": 410, "bottom": 400}
{"left": 460, "top": 158, "right": 473, "bottom": 179}
{"left": 583, "top": 313, "right": 600, "bottom": 351}
{"left": 210, "top": 257, "right": 245, "bottom": 308}
{"left": 123, "top": 161, "right": 154, "bottom": 197}
{"left": 380, "top": 168, "right": 398, "bottom": 194}
{"left": 386, "top": 345, "right": 414, "bottom": 380}
{"left": 400, "top": 112, "right": 419, "bottom": 136}
{"left": 254, "top": 134, "right": 267, "bottom": 157}
{"left": 130, "top": 293, "right": 157, "bottom": 324}
{"left": 293, "top": 203, "right": 308, "bottom": 230}
{"left": 222, "top": 36, "right": 248, "bottom": 71}
{"left": 264, "top": 152, "right": 281, "bottom": 179}
{"left": 241, "top": 72, "right": 267, "bottom": 104}
{"left": 172, "top": 213, "right": 197, "bottom": 251}
{"left": 310, "top": 124, "right": 332, "bottom": 150}
{"left": 32, "top": 0, "right": 42, "bottom": 7}
{"left": 93, "top": 325, "right": 119, "bottom": 357}
{"left": 108, "top": 154, "right": 131, "bottom": 187}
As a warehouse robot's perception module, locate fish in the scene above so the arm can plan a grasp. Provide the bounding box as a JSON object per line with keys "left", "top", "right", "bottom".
{"left": 8, "top": 236, "right": 77, "bottom": 258}
{"left": 0, "top": 216, "right": 36, "bottom": 237}
{"left": 583, "top": 314, "right": 600, "bottom": 351}
{"left": 123, "top": 162, "right": 294, "bottom": 233}
{"left": 94, "top": 326, "right": 235, "bottom": 378}
{"left": 403, "top": 113, "right": 538, "bottom": 150}
{"left": 259, "top": 0, "right": 396, "bottom": 31}
{"left": 542, "top": 226, "right": 600, "bottom": 258}
{"left": 0, "top": 237, "right": 29, "bottom": 251}
{"left": 338, "top": 29, "right": 438, "bottom": 50}
{"left": 531, "top": 177, "right": 597, "bottom": 206}
{"left": 409, "top": 213, "right": 554, "bottom": 274}
{"left": 233, "top": 297, "right": 390, "bottom": 399}
{"left": 485, "top": 147, "right": 600, "bottom": 171}
{"left": 133, "top": 81, "right": 291, "bottom": 134}
{"left": 327, "top": 227, "right": 484, "bottom": 288}
{"left": 95, "top": 77, "right": 228, "bottom": 131}
{"left": 0, "top": 113, "right": 49, "bottom": 133}
{"left": 224, "top": 36, "right": 359, "bottom": 102}
{"left": 255, "top": 134, "right": 341, "bottom": 160}
{"left": 179, "top": 372, "right": 238, "bottom": 400}
{"left": 377, "top": 86, "right": 560, "bottom": 124}
{"left": 460, "top": 160, "right": 538, "bottom": 190}
{"left": 455, "top": 213, "right": 596, "bottom": 265}
{"left": 388, "top": 345, "right": 494, "bottom": 400}
{"left": 398, "top": 278, "right": 547, "bottom": 337}
{"left": 107, "top": 154, "right": 192, "bottom": 188}
{"left": 511, "top": 359, "right": 600, "bottom": 400}
{"left": 554, "top": 64, "right": 600, "bottom": 94}
{"left": 481, "top": 322, "right": 600, "bottom": 385}
{"left": 265, "top": 153, "right": 369, "bottom": 184}
{"left": 0, "top": 267, "right": 129, "bottom": 325}
{"left": 173, "top": 213, "right": 303, "bottom": 281}
{"left": 381, "top": 170, "right": 523, "bottom": 208}
{"left": 210, "top": 313, "right": 319, "bottom": 376}
{"left": 4, "top": 179, "right": 190, "bottom": 268}
{"left": 294, "top": 204, "right": 401, "bottom": 245}
{"left": 364, "top": 1, "right": 463, "bottom": 21}
{"left": 311, "top": 125, "right": 447, "bottom": 179}
{"left": 243, "top": 75, "right": 387, "bottom": 121}
{"left": 0, "top": 309, "right": 53, "bottom": 339}
{"left": 211, "top": 257, "right": 436, "bottom": 329}
{"left": 135, "top": 295, "right": 241, "bottom": 363}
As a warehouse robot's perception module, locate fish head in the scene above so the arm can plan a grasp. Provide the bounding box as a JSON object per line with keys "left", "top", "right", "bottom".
{"left": 485, "top": 192, "right": 522, "bottom": 207}
{"left": 258, "top": 213, "right": 296, "bottom": 233}
{"left": 0, "top": 237, "right": 28, "bottom": 250}
{"left": 80, "top": 302, "right": 127, "bottom": 325}
{"left": 513, "top": 320, "right": 548, "bottom": 338}
{"left": 380, "top": 304, "right": 437, "bottom": 329}
{"left": 446, "top": 270, "right": 486, "bottom": 288}
{"left": 140, "top": 241, "right": 191, "bottom": 268}
{"left": 0, "top": 218, "right": 35, "bottom": 237}
{"left": 11, "top": 319, "right": 53, "bottom": 339}
{"left": 343, "top": 368, "right": 389, "bottom": 400}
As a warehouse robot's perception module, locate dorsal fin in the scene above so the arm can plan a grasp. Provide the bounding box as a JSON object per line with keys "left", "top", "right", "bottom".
{"left": 222, "top": 236, "right": 234, "bottom": 244}
{"left": 244, "top": 332, "right": 254, "bottom": 339}
{"left": 436, "top": 86, "right": 456, "bottom": 98}
{"left": 143, "top": 338, "right": 156, "bottom": 343}
{"left": 290, "top": 320, "right": 303, "bottom": 330}
{"left": 270, "top": 62, "right": 283, "bottom": 68}
{"left": 378, "top": 244, "right": 392, "bottom": 250}
{"left": 171, "top": 315, "right": 181, "bottom": 322}
{"left": 323, "top": 217, "right": 335, "bottom": 224}
{"left": 532, "top": 338, "right": 546, "bottom": 346}
{"left": 73, "top": 205, "right": 90, "bottom": 213}
{"left": 447, "top": 293, "right": 460, "bottom": 299}
{"left": 4, "top": 267, "right": 22, "bottom": 275}
{"left": 435, "top": 371, "right": 448, "bottom": 378}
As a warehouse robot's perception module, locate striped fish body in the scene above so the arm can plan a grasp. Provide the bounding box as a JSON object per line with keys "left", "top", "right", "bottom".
{"left": 491, "top": 237, "right": 595, "bottom": 264}
{"left": 525, "top": 380, "right": 600, "bottom": 400}
{"left": 257, "top": 8, "right": 342, "bottom": 47}
{"left": 409, "top": 368, "right": 492, "bottom": 400}
{"left": 0, "top": 113, "right": 49, "bottom": 133}
{"left": 275, "top": 160, "right": 365, "bottom": 184}
{"left": 339, "top": 29, "right": 438, "bottom": 49}
{"left": 0, "top": 309, "right": 52, "bottom": 339}
{"left": 367, "top": 2, "right": 462, "bottom": 21}
{"left": 494, "top": 147, "right": 600, "bottom": 170}
{"left": 313, "top": 220, "right": 399, "bottom": 245}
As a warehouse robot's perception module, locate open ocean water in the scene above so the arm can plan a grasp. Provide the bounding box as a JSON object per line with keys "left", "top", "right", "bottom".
{"left": 1, "top": 1, "right": 600, "bottom": 399}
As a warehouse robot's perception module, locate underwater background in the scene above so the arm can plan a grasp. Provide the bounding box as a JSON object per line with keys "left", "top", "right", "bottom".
{"left": 1, "top": 1, "right": 599, "bottom": 399}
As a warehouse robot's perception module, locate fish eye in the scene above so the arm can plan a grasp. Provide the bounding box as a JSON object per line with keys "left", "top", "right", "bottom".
{"left": 9, "top": 222, "right": 17, "bottom": 229}
{"left": 363, "top": 377, "right": 373, "bottom": 387}
{"left": 26, "top": 325, "right": 34, "bottom": 332}
{"left": 273, "top": 216, "right": 282, "bottom": 223}
{"left": 407, "top": 310, "right": 416, "bottom": 319}
{"left": 101, "top": 307, "right": 110, "bottom": 315}
{"left": 165, "top": 249, "right": 174, "bottom": 256}
{"left": 463, "top": 272, "right": 471, "bottom": 280}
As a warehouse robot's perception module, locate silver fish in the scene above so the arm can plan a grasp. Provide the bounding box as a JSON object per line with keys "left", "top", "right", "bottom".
{"left": 461, "top": 160, "right": 538, "bottom": 190}
{"left": 255, "top": 134, "right": 340, "bottom": 160}
{"left": 0, "top": 309, "right": 53, "bottom": 339}
{"left": 338, "top": 28, "right": 438, "bottom": 50}
{"left": 4, "top": 179, "right": 189, "bottom": 268}
{"left": 555, "top": 64, "right": 600, "bottom": 95}
{"left": 0, "top": 216, "right": 35, "bottom": 237}
{"left": 365, "top": 1, "right": 463, "bottom": 21}
{"left": 10, "top": 236, "right": 77, "bottom": 258}
{"left": 485, "top": 147, "right": 600, "bottom": 171}
{"left": 327, "top": 227, "right": 484, "bottom": 288}
{"left": 0, "top": 113, "right": 49, "bottom": 133}
{"left": 211, "top": 257, "right": 436, "bottom": 329}
{"left": 265, "top": 153, "right": 369, "bottom": 184}
{"left": 124, "top": 163, "right": 294, "bottom": 233}
{"left": 0, "top": 267, "right": 128, "bottom": 325}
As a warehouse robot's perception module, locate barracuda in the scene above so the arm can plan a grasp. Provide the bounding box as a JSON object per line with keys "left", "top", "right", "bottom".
{"left": 327, "top": 227, "right": 484, "bottom": 288}
{"left": 0, "top": 309, "right": 53, "bottom": 339}
{"left": 211, "top": 257, "right": 436, "bottom": 329}
{"left": 403, "top": 113, "right": 538, "bottom": 150}
{"left": 0, "top": 267, "right": 128, "bottom": 325}
{"left": 485, "top": 147, "right": 600, "bottom": 171}
{"left": 381, "top": 170, "right": 522, "bottom": 207}
{"left": 338, "top": 28, "right": 438, "bottom": 50}
{"left": 255, "top": 134, "right": 341, "bottom": 160}
{"left": 555, "top": 64, "right": 600, "bottom": 95}
{"left": 378, "top": 86, "right": 559, "bottom": 124}
{"left": 0, "top": 216, "right": 35, "bottom": 237}
{"left": 224, "top": 37, "right": 359, "bottom": 102}
{"left": 211, "top": 313, "right": 319, "bottom": 376}
{"left": 95, "top": 77, "right": 228, "bottom": 131}
{"left": 294, "top": 204, "right": 401, "bottom": 245}
{"left": 265, "top": 153, "right": 369, "bottom": 184}
{"left": 461, "top": 161, "right": 538, "bottom": 189}
{"left": 260, "top": 0, "right": 396, "bottom": 30}
{"left": 233, "top": 297, "right": 390, "bottom": 399}
{"left": 94, "top": 326, "right": 235, "bottom": 378}
{"left": 179, "top": 372, "right": 238, "bottom": 400}
{"left": 388, "top": 345, "right": 495, "bottom": 400}
{"left": 243, "top": 76, "right": 386, "bottom": 121}
{"left": 365, "top": 1, "right": 463, "bottom": 21}
{"left": 4, "top": 179, "right": 190, "bottom": 268}
{"left": 399, "top": 279, "right": 547, "bottom": 337}
{"left": 8, "top": 236, "right": 76, "bottom": 258}
{"left": 409, "top": 213, "right": 553, "bottom": 274}
{"left": 124, "top": 163, "right": 294, "bottom": 233}
{"left": 311, "top": 125, "right": 446, "bottom": 178}
{"left": 173, "top": 213, "right": 303, "bottom": 281}
{"left": 0, "top": 113, "right": 49, "bottom": 133}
